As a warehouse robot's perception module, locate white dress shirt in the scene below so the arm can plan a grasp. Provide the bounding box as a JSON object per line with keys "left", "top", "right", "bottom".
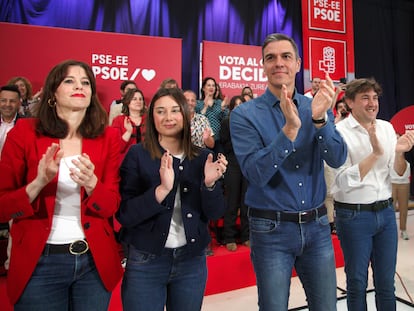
{"left": 332, "top": 114, "right": 409, "bottom": 204}
{"left": 0, "top": 114, "right": 17, "bottom": 157}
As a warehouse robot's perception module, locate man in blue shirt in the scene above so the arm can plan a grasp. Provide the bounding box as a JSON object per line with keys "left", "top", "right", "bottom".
{"left": 230, "top": 33, "right": 347, "bottom": 310}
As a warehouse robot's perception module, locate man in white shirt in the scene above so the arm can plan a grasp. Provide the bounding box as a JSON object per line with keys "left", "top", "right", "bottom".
{"left": 332, "top": 78, "right": 414, "bottom": 311}
{"left": 0, "top": 85, "right": 21, "bottom": 157}
{"left": 0, "top": 84, "right": 22, "bottom": 273}
{"left": 304, "top": 77, "right": 321, "bottom": 98}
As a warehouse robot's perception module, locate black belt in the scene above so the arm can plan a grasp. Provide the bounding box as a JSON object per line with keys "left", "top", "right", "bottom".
{"left": 334, "top": 198, "right": 392, "bottom": 212}
{"left": 43, "top": 239, "right": 89, "bottom": 255}
{"left": 248, "top": 206, "right": 327, "bottom": 223}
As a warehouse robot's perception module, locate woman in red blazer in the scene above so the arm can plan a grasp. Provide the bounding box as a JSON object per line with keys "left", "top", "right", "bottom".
{"left": 0, "top": 60, "right": 123, "bottom": 310}
{"left": 111, "top": 87, "right": 146, "bottom": 160}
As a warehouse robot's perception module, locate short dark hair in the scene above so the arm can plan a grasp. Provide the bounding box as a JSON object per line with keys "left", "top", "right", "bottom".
{"left": 0, "top": 85, "right": 21, "bottom": 98}
{"left": 144, "top": 88, "right": 200, "bottom": 160}
{"left": 229, "top": 95, "right": 245, "bottom": 111}
{"left": 262, "top": 33, "right": 300, "bottom": 60}
{"left": 241, "top": 86, "right": 253, "bottom": 96}
{"left": 160, "top": 78, "right": 179, "bottom": 89}
{"left": 345, "top": 78, "right": 382, "bottom": 101}
{"left": 36, "top": 59, "right": 108, "bottom": 138}
{"left": 335, "top": 98, "right": 349, "bottom": 112}
{"left": 120, "top": 80, "right": 137, "bottom": 91}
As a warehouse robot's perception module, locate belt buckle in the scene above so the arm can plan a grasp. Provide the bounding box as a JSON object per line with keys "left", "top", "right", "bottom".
{"left": 69, "top": 239, "right": 89, "bottom": 255}
{"left": 298, "top": 211, "right": 308, "bottom": 224}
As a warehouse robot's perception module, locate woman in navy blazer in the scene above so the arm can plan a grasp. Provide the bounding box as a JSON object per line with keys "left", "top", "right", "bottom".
{"left": 0, "top": 60, "right": 123, "bottom": 310}
{"left": 117, "top": 88, "right": 227, "bottom": 311}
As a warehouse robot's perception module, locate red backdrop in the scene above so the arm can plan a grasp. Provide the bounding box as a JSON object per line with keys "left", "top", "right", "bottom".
{"left": 390, "top": 106, "right": 414, "bottom": 135}
{"left": 0, "top": 23, "right": 182, "bottom": 111}
{"left": 201, "top": 41, "right": 267, "bottom": 99}
{"left": 301, "top": 0, "right": 354, "bottom": 88}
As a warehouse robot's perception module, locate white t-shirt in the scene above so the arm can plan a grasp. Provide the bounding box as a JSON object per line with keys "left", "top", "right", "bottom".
{"left": 0, "top": 115, "right": 17, "bottom": 157}
{"left": 164, "top": 153, "right": 187, "bottom": 248}
{"left": 47, "top": 155, "right": 85, "bottom": 244}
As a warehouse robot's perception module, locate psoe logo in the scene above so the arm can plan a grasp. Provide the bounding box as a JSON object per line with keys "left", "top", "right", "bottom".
{"left": 141, "top": 69, "right": 156, "bottom": 81}
{"left": 90, "top": 53, "right": 157, "bottom": 81}
{"left": 92, "top": 66, "right": 157, "bottom": 81}
{"left": 319, "top": 46, "right": 335, "bottom": 74}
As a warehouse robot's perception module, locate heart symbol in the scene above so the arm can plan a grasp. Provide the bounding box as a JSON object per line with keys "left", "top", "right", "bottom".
{"left": 142, "top": 69, "right": 156, "bottom": 81}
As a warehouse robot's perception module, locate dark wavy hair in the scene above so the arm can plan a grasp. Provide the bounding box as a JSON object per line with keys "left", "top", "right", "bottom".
{"left": 36, "top": 60, "right": 108, "bottom": 138}
{"left": 200, "top": 77, "right": 217, "bottom": 100}
{"left": 229, "top": 95, "right": 245, "bottom": 111}
{"left": 344, "top": 78, "right": 382, "bottom": 101}
{"left": 144, "top": 88, "right": 200, "bottom": 160}
{"left": 121, "top": 88, "right": 147, "bottom": 116}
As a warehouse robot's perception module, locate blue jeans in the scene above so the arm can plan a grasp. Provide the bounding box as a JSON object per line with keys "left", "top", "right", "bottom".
{"left": 122, "top": 244, "right": 207, "bottom": 311}
{"left": 335, "top": 204, "right": 397, "bottom": 311}
{"left": 249, "top": 211, "right": 337, "bottom": 311}
{"left": 15, "top": 251, "right": 111, "bottom": 311}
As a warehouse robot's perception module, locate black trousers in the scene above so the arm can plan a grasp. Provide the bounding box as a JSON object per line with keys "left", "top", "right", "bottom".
{"left": 222, "top": 154, "right": 249, "bottom": 243}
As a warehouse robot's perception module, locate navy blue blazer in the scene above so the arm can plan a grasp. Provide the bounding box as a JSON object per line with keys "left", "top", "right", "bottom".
{"left": 117, "top": 143, "right": 226, "bottom": 256}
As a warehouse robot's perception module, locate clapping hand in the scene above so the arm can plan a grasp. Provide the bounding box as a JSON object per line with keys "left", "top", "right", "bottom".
{"left": 124, "top": 117, "right": 134, "bottom": 134}
{"left": 159, "top": 150, "right": 175, "bottom": 192}
{"left": 367, "top": 121, "right": 384, "bottom": 157}
{"left": 36, "top": 143, "right": 64, "bottom": 187}
{"left": 155, "top": 150, "right": 175, "bottom": 203}
{"left": 69, "top": 153, "right": 98, "bottom": 195}
{"left": 396, "top": 130, "right": 414, "bottom": 154}
{"left": 202, "top": 128, "right": 212, "bottom": 142}
{"left": 280, "top": 84, "right": 301, "bottom": 141}
{"left": 312, "top": 74, "right": 336, "bottom": 119}
{"left": 204, "top": 153, "right": 228, "bottom": 187}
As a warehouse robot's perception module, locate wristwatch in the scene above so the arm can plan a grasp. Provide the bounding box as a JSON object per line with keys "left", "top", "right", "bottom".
{"left": 312, "top": 112, "right": 328, "bottom": 124}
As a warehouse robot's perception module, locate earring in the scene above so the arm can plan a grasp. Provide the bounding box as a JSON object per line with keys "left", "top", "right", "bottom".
{"left": 48, "top": 99, "right": 56, "bottom": 108}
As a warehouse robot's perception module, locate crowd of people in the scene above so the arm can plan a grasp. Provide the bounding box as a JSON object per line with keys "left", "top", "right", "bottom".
{"left": 0, "top": 32, "right": 413, "bottom": 311}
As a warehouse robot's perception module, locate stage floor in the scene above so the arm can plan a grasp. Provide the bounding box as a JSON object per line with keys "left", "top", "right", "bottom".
{"left": 203, "top": 210, "right": 414, "bottom": 310}
{"left": 1, "top": 210, "right": 413, "bottom": 310}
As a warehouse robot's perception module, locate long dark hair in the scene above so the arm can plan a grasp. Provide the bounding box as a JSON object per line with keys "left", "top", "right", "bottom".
{"left": 36, "top": 60, "right": 108, "bottom": 138}
{"left": 200, "top": 77, "right": 217, "bottom": 100}
{"left": 121, "top": 88, "right": 146, "bottom": 116}
{"left": 144, "top": 88, "right": 200, "bottom": 160}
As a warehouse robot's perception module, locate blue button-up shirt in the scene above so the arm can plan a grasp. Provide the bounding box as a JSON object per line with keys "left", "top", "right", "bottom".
{"left": 230, "top": 88, "right": 347, "bottom": 212}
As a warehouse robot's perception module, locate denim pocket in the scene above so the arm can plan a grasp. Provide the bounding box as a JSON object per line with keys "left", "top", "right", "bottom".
{"left": 316, "top": 214, "right": 330, "bottom": 226}
{"left": 335, "top": 208, "right": 358, "bottom": 222}
{"left": 128, "top": 247, "right": 156, "bottom": 264}
{"left": 249, "top": 217, "right": 277, "bottom": 233}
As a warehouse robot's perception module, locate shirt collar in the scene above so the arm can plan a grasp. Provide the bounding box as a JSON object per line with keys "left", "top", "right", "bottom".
{"left": 347, "top": 113, "right": 363, "bottom": 129}
{"left": 343, "top": 113, "right": 375, "bottom": 136}
{"left": 266, "top": 88, "right": 299, "bottom": 107}
{"left": 0, "top": 113, "right": 18, "bottom": 125}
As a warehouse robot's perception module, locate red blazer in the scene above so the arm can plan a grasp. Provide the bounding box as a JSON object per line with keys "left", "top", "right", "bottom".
{"left": 0, "top": 119, "right": 123, "bottom": 305}
{"left": 111, "top": 114, "right": 146, "bottom": 159}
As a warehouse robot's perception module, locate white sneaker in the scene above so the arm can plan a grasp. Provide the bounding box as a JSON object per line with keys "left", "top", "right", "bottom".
{"left": 401, "top": 231, "right": 409, "bottom": 240}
